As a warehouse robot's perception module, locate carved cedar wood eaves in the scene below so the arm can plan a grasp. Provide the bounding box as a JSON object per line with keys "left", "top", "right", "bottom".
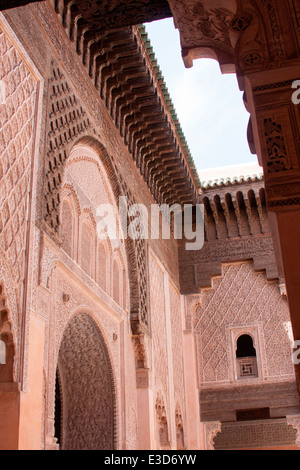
{"left": 0, "top": 0, "right": 172, "bottom": 27}
{"left": 48, "top": 1, "right": 198, "bottom": 207}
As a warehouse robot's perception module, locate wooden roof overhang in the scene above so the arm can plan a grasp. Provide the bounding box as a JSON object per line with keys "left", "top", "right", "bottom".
{"left": 49, "top": 0, "right": 201, "bottom": 206}
{"left": 1, "top": 0, "right": 201, "bottom": 205}
{"left": 0, "top": 0, "right": 172, "bottom": 24}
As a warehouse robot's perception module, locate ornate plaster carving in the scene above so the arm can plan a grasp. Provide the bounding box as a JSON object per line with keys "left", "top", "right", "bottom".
{"left": 169, "top": 0, "right": 238, "bottom": 70}
{"left": 204, "top": 421, "right": 222, "bottom": 450}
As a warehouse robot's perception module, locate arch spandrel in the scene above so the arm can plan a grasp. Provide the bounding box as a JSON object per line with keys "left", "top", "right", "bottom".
{"left": 43, "top": 129, "right": 150, "bottom": 395}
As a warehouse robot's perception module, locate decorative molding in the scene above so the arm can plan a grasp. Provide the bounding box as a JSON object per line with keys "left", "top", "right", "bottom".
{"left": 268, "top": 197, "right": 300, "bottom": 209}
{"left": 175, "top": 405, "right": 185, "bottom": 450}
{"left": 52, "top": 0, "right": 172, "bottom": 32}
{"left": 263, "top": 118, "right": 292, "bottom": 174}
{"left": 181, "top": 235, "right": 275, "bottom": 265}
{"left": 136, "top": 368, "right": 149, "bottom": 389}
{"left": 170, "top": 1, "right": 235, "bottom": 45}
{"left": 267, "top": 182, "right": 300, "bottom": 198}
{"left": 155, "top": 391, "right": 170, "bottom": 449}
{"left": 253, "top": 79, "right": 296, "bottom": 92}
{"left": 260, "top": 0, "right": 285, "bottom": 60}
{"left": 132, "top": 334, "right": 149, "bottom": 371}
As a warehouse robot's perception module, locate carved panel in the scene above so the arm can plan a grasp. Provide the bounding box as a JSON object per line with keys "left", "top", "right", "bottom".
{"left": 97, "top": 242, "right": 107, "bottom": 292}
{"left": 0, "top": 25, "right": 37, "bottom": 290}
{"left": 169, "top": 0, "right": 236, "bottom": 55}
{"left": 181, "top": 236, "right": 275, "bottom": 265}
{"left": 263, "top": 117, "right": 292, "bottom": 173}
{"left": 0, "top": 0, "right": 44, "bottom": 9}
{"left": 80, "top": 221, "right": 93, "bottom": 277}
{"left": 155, "top": 391, "right": 170, "bottom": 448}
{"left": 61, "top": 199, "right": 74, "bottom": 257}
{"left": 149, "top": 254, "right": 168, "bottom": 394}
{"left": 203, "top": 421, "right": 221, "bottom": 450}
{"left": 260, "top": 0, "right": 285, "bottom": 60}
{"left": 169, "top": 282, "right": 185, "bottom": 410}
{"left": 0, "top": 23, "right": 40, "bottom": 390}
{"left": 113, "top": 259, "right": 121, "bottom": 306}
{"left": 214, "top": 419, "right": 297, "bottom": 450}
{"left": 58, "top": 313, "right": 116, "bottom": 450}
{"left": 179, "top": 233, "right": 278, "bottom": 293}
{"left": 44, "top": 63, "right": 91, "bottom": 233}
{"left": 175, "top": 405, "right": 185, "bottom": 450}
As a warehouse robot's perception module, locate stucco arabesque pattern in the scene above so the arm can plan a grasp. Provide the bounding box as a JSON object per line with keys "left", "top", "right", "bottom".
{"left": 169, "top": 0, "right": 235, "bottom": 49}
{"left": 193, "top": 262, "right": 293, "bottom": 385}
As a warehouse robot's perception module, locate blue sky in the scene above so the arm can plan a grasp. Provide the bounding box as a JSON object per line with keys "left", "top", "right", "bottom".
{"left": 145, "top": 18, "right": 258, "bottom": 172}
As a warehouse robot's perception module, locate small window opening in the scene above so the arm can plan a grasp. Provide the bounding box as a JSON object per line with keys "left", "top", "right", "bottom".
{"left": 236, "top": 334, "right": 258, "bottom": 379}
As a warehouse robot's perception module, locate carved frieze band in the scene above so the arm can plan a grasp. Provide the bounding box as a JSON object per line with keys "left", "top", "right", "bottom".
{"left": 213, "top": 418, "right": 298, "bottom": 450}
{"left": 179, "top": 234, "right": 278, "bottom": 293}
{"left": 180, "top": 236, "right": 275, "bottom": 265}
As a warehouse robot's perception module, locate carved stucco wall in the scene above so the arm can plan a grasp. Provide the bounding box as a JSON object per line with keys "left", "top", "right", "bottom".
{"left": 60, "top": 144, "right": 129, "bottom": 310}
{"left": 149, "top": 251, "right": 186, "bottom": 449}
{"left": 193, "top": 261, "right": 294, "bottom": 386}
{"left": 213, "top": 418, "right": 298, "bottom": 450}
{"left": 169, "top": 282, "right": 185, "bottom": 421}
{"left": 40, "top": 143, "right": 138, "bottom": 450}
{"left": 0, "top": 20, "right": 39, "bottom": 383}
{"left": 0, "top": 24, "right": 37, "bottom": 287}
{"left": 149, "top": 253, "right": 170, "bottom": 446}
{"left": 42, "top": 56, "right": 151, "bottom": 333}
{"left": 150, "top": 253, "right": 169, "bottom": 397}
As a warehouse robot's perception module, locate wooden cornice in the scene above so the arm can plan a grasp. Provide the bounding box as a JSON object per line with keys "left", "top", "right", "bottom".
{"left": 46, "top": 0, "right": 200, "bottom": 206}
